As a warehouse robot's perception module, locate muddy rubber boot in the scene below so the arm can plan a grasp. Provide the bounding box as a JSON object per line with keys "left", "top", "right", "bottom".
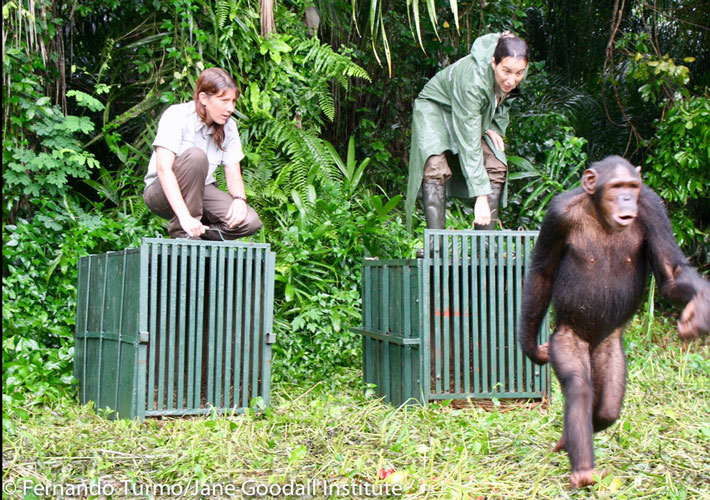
{"left": 422, "top": 180, "right": 447, "bottom": 230}
{"left": 476, "top": 182, "right": 504, "bottom": 230}
{"left": 417, "top": 181, "right": 447, "bottom": 258}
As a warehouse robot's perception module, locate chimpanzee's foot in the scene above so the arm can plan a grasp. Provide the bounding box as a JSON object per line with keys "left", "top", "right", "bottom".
{"left": 569, "top": 469, "right": 608, "bottom": 489}
{"left": 553, "top": 436, "right": 566, "bottom": 452}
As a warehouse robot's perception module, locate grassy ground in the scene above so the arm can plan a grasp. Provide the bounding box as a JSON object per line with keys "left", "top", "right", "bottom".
{"left": 3, "top": 317, "right": 709, "bottom": 500}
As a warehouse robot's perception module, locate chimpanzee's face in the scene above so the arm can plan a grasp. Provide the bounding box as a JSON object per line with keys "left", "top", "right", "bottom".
{"left": 598, "top": 165, "right": 642, "bottom": 231}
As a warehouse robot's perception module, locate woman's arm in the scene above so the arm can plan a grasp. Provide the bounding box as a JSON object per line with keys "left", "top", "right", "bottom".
{"left": 224, "top": 162, "right": 247, "bottom": 227}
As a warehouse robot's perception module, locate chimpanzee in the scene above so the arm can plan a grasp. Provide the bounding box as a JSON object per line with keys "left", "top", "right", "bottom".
{"left": 518, "top": 155, "right": 710, "bottom": 489}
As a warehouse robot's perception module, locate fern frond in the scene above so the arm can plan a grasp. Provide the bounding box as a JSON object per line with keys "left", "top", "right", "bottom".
{"left": 216, "top": 0, "right": 231, "bottom": 28}
{"left": 265, "top": 118, "right": 342, "bottom": 197}
{"left": 318, "top": 92, "right": 335, "bottom": 122}
{"left": 298, "top": 38, "right": 370, "bottom": 83}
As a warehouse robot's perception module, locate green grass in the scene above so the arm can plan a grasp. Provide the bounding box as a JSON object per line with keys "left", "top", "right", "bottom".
{"left": 2, "top": 317, "right": 709, "bottom": 500}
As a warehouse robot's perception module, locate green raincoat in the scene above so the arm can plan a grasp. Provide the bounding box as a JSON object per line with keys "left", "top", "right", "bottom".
{"left": 405, "top": 32, "right": 523, "bottom": 230}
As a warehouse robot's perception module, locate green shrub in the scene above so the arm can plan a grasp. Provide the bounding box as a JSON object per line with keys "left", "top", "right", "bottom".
{"left": 644, "top": 96, "right": 710, "bottom": 253}
{"left": 265, "top": 177, "right": 412, "bottom": 383}
{"left": 2, "top": 197, "right": 162, "bottom": 423}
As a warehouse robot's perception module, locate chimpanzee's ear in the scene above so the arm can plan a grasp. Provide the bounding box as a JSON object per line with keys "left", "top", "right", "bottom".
{"left": 582, "top": 168, "right": 598, "bottom": 195}
{"left": 635, "top": 166, "right": 642, "bottom": 176}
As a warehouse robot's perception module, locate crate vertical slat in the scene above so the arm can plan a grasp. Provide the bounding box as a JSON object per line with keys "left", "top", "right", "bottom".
{"left": 185, "top": 245, "right": 197, "bottom": 408}
{"left": 113, "top": 252, "right": 126, "bottom": 413}
{"left": 193, "top": 245, "right": 207, "bottom": 410}
{"left": 358, "top": 230, "right": 550, "bottom": 405}
{"left": 361, "top": 264, "right": 374, "bottom": 397}
{"left": 261, "top": 249, "right": 276, "bottom": 408}
{"left": 105, "top": 253, "right": 124, "bottom": 412}
{"left": 471, "top": 235, "right": 482, "bottom": 393}
{"left": 223, "top": 247, "right": 235, "bottom": 408}
{"left": 495, "top": 234, "right": 504, "bottom": 392}
{"left": 432, "top": 245, "right": 441, "bottom": 394}
{"left": 252, "top": 249, "right": 263, "bottom": 405}
{"left": 514, "top": 234, "right": 523, "bottom": 393}
{"left": 451, "top": 235, "right": 461, "bottom": 395}
{"left": 381, "top": 264, "right": 391, "bottom": 400}
{"left": 135, "top": 245, "right": 149, "bottom": 419}
{"left": 157, "top": 244, "right": 167, "bottom": 409}
{"left": 478, "top": 235, "right": 488, "bottom": 394}
{"left": 505, "top": 234, "right": 514, "bottom": 393}
{"left": 87, "top": 254, "right": 105, "bottom": 406}
{"left": 461, "top": 236, "right": 471, "bottom": 395}
{"left": 444, "top": 236, "right": 453, "bottom": 393}
{"left": 205, "top": 245, "right": 216, "bottom": 406}
{"left": 75, "top": 239, "right": 275, "bottom": 420}
{"left": 233, "top": 247, "right": 244, "bottom": 408}
{"left": 242, "top": 247, "right": 253, "bottom": 407}
{"left": 214, "top": 246, "right": 223, "bottom": 408}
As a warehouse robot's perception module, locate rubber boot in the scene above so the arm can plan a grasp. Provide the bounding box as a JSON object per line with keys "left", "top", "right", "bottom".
{"left": 476, "top": 182, "right": 504, "bottom": 230}
{"left": 416, "top": 180, "right": 447, "bottom": 258}
{"left": 422, "top": 180, "right": 447, "bottom": 229}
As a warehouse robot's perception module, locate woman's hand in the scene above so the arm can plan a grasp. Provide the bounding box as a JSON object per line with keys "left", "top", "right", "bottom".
{"left": 179, "top": 215, "right": 208, "bottom": 238}
{"left": 474, "top": 196, "right": 491, "bottom": 226}
{"left": 485, "top": 129, "right": 505, "bottom": 151}
{"left": 226, "top": 198, "right": 247, "bottom": 227}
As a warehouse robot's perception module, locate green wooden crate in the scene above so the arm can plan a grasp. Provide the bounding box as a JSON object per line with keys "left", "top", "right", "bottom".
{"left": 74, "top": 238, "right": 276, "bottom": 419}
{"left": 356, "top": 230, "right": 550, "bottom": 406}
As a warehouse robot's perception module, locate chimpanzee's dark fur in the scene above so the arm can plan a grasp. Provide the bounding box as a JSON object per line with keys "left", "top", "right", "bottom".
{"left": 518, "top": 155, "right": 709, "bottom": 488}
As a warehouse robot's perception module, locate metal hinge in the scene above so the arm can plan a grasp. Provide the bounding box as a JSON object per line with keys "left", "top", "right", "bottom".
{"left": 265, "top": 332, "right": 277, "bottom": 344}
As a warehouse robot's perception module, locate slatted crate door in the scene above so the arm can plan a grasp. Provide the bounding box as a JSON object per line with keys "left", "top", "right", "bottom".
{"left": 75, "top": 239, "right": 276, "bottom": 420}
{"left": 424, "top": 230, "right": 549, "bottom": 401}
{"left": 144, "top": 241, "right": 273, "bottom": 416}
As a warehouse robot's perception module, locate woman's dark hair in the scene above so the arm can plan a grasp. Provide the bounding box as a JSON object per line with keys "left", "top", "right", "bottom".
{"left": 193, "top": 67, "right": 239, "bottom": 150}
{"left": 493, "top": 33, "right": 529, "bottom": 64}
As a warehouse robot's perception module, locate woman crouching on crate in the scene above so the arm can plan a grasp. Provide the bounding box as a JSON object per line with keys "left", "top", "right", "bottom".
{"left": 143, "top": 67, "right": 262, "bottom": 240}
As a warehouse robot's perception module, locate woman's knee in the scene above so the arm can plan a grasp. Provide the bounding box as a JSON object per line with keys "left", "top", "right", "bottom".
{"left": 174, "top": 147, "right": 209, "bottom": 176}
{"left": 423, "top": 153, "right": 451, "bottom": 183}
{"left": 242, "top": 206, "right": 263, "bottom": 235}
{"left": 219, "top": 206, "right": 262, "bottom": 239}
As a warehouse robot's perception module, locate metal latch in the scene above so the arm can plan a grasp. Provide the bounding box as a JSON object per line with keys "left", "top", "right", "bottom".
{"left": 265, "top": 332, "right": 277, "bottom": 344}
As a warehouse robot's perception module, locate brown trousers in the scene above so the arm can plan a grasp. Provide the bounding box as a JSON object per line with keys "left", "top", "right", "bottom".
{"left": 423, "top": 139, "right": 506, "bottom": 186}
{"left": 143, "top": 147, "right": 262, "bottom": 239}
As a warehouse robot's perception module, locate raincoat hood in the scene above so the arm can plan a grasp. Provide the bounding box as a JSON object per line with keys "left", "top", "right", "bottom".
{"left": 471, "top": 32, "right": 500, "bottom": 70}
{"left": 471, "top": 32, "right": 527, "bottom": 96}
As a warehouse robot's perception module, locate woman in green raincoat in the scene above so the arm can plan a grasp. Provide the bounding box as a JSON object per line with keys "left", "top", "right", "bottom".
{"left": 405, "top": 32, "right": 529, "bottom": 231}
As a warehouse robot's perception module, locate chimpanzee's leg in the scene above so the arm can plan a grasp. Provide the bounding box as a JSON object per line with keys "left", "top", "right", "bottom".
{"left": 549, "top": 326, "right": 597, "bottom": 488}
{"left": 591, "top": 328, "right": 627, "bottom": 432}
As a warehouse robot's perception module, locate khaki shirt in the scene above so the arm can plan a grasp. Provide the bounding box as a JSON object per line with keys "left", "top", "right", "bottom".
{"left": 144, "top": 101, "right": 244, "bottom": 186}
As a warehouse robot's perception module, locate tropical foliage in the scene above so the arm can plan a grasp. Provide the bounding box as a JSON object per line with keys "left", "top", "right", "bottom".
{"left": 2, "top": 0, "right": 708, "bottom": 422}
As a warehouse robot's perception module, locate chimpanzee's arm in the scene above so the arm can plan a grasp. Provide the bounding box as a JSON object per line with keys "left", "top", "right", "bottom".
{"left": 640, "top": 186, "right": 708, "bottom": 303}
{"left": 519, "top": 195, "right": 571, "bottom": 364}
{"left": 640, "top": 186, "right": 710, "bottom": 337}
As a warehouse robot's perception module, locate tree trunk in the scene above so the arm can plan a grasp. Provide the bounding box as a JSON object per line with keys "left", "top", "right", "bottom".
{"left": 260, "top": 0, "right": 276, "bottom": 38}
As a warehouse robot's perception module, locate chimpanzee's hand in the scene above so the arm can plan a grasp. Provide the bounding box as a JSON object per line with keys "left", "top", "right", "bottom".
{"left": 679, "top": 288, "right": 710, "bottom": 339}
{"left": 532, "top": 341, "right": 550, "bottom": 365}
